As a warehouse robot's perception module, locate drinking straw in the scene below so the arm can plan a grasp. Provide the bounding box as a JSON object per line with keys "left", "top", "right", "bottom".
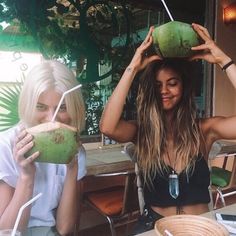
{"left": 11, "top": 193, "right": 42, "bottom": 236}
{"left": 51, "top": 84, "right": 82, "bottom": 122}
{"left": 160, "top": 0, "right": 174, "bottom": 21}
{"left": 164, "top": 229, "right": 174, "bottom": 236}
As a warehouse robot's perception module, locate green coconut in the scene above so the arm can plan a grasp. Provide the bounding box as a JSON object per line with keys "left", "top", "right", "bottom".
{"left": 152, "top": 21, "right": 201, "bottom": 58}
{"left": 25, "top": 122, "right": 79, "bottom": 164}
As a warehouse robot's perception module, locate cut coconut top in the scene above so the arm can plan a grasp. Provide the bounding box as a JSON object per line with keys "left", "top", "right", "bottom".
{"left": 26, "top": 122, "right": 77, "bottom": 134}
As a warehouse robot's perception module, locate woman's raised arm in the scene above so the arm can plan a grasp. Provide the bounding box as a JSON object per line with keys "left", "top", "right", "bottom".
{"left": 191, "top": 23, "right": 236, "bottom": 88}
{"left": 100, "top": 26, "right": 160, "bottom": 143}
{"left": 191, "top": 23, "right": 236, "bottom": 142}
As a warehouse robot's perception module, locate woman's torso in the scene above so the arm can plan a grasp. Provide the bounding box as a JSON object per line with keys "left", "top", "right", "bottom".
{"left": 143, "top": 154, "right": 211, "bottom": 216}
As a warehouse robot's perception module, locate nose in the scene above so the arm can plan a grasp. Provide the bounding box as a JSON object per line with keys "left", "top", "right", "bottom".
{"left": 44, "top": 109, "right": 55, "bottom": 122}
{"left": 160, "top": 83, "right": 169, "bottom": 94}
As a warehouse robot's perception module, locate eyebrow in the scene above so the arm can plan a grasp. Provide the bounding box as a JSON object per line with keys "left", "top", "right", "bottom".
{"left": 36, "top": 103, "right": 46, "bottom": 106}
{"left": 36, "top": 102, "right": 66, "bottom": 106}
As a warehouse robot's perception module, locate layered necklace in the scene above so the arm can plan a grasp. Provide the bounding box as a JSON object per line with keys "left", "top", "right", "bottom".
{"left": 166, "top": 149, "right": 179, "bottom": 199}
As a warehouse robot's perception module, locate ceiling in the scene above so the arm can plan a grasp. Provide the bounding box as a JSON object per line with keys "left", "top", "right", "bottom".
{"left": 125, "top": 0, "right": 207, "bottom": 35}
{"left": 128, "top": 0, "right": 206, "bottom": 15}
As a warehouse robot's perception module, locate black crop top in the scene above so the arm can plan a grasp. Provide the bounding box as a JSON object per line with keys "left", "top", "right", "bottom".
{"left": 143, "top": 155, "right": 211, "bottom": 207}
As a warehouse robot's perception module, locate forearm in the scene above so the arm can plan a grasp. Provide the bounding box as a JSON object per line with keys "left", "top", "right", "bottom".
{"left": 100, "top": 66, "right": 137, "bottom": 135}
{"left": 0, "top": 175, "right": 34, "bottom": 231}
{"left": 56, "top": 167, "right": 78, "bottom": 235}
{"left": 191, "top": 23, "right": 236, "bottom": 87}
{"left": 213, "top": 51, "right": 236, "bottom": 88}
{"left": 220, "top": 60, "right": 236, "bottom": 89}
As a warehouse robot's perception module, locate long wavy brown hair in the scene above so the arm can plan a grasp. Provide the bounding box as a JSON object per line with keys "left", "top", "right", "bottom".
{"left": 136, "top": 59, "right": 202, "bottom": 187}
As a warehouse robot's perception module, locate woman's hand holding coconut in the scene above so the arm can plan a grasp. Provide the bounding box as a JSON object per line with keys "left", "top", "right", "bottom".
{"left": 127, "top": 26, "right": 161, "bottom": 74}
{"left": 191, "top": 23, "right": 236, "bottom": 87}
{"left": 191, "top": 23, "right": 231, "bottom": 66}
{"left": 13, "top": 128, "right": 39, "bottom": 177}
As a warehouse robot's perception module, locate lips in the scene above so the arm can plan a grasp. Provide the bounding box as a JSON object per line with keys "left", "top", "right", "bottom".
{"left": 162, "top": 96, "right": 172, "bottom": 102}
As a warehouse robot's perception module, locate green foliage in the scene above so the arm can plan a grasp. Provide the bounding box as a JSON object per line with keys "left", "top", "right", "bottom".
{"left": 0, "top": 79, "right": 104, "bottom": 134}
{"left": 0, "top": 0, "right": 132, "bottom": 134}
{"left": 0, "top": 82, "right": 22, "bottom": 131}
{"left": 81, "top": 82, "right": 104, "bottom": 135}
{"left": 0, "top": 0, "right": 131, "bottom": 82}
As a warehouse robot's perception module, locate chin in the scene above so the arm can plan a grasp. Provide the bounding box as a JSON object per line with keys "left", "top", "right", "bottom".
{"left": 163, "top": 106, "right": 174, "bottom": 111}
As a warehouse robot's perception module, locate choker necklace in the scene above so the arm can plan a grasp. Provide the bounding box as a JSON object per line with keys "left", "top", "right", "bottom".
{"left": 166, "top": 150, "right": 179, "bottom": 199}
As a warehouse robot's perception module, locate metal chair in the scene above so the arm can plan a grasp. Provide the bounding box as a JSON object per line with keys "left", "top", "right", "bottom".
{"left": 124, "top": 142, "right": 145, "bottom": 214}
{"left": 211, "top": 154, "right": 236, "bottom": 209}
{"left": 83, "top": 169, "right": 139, "bottom": 236}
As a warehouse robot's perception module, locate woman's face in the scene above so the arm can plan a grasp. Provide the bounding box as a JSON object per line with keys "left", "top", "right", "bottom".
{"left": 156, "top": 67, "right": 183, "bottom": 111}
{"left": 34, "top": 89, "right": 72, "bottom": 125}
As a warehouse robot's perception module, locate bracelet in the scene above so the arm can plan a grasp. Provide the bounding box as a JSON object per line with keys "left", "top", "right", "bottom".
{"left": 222, "top": 60, "right": 234, "bottom": 71}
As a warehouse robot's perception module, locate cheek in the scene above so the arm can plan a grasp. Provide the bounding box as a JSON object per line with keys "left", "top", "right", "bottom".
{"left": 34, "top": 111, "right": 45, "bottom": 120}
{"left": 30, "top": 112, "right": 46, "bottom": 126}
{"left": 57, "top": 113, "right": 72, "bottom": 124}
{"left": 174, "top": 86, "right": 183, "bottom": 97}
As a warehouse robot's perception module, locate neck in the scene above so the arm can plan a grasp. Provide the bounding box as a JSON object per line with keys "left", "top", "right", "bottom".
{"left": 165, "top": 112, "right": 174, "bottom": 132}
{"left": 165, "top": 109, "right": 174, "bottom": 119}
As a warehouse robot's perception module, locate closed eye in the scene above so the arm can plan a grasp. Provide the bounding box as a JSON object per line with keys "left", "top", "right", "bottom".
{"left": 58, "top": 104, "right": 67, "bottom": 112}
{"left": 168, "top": 81, "right": 178, "bottom": 86}
{"left": 36, "top": 103, "right": 47, "bottom": 111}
{"left": 156, "top": 78, "right": 181, "bottom": 89}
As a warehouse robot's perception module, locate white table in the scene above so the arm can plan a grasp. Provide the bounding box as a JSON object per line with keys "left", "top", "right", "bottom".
{"left": 137, "top": 204, "right": 236, "bottom": 235}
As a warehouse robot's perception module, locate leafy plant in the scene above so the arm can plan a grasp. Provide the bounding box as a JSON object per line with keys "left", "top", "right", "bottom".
{"left": 0, "top": 81, "right": 22, "bottom": 131}
{"left": 0, "top": 76, "right": 107, "bottom": 135}
{"left": 82, "top": 82, "right": 103, "bottom": 135}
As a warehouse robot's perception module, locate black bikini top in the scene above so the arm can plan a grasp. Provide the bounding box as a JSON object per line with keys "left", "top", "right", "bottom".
{"left": 143, "top": 154, "right": 211, "bottom": 207}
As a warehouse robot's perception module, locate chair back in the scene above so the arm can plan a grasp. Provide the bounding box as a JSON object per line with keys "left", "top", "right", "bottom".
{"left": 211, "top": 154, "right": 236, "bottom": 189}
{"left": 227, "top": 155, "right": 236, "bottom": 187}
{"left": 124, "top": 142, "right": 145, "bottom": 214}
{"left": 90, "top": 169, "right": 139, "bottom": 217}
{"left": 209, "top": 141, "right": 236, "bottom": 209}
{"left": 122, "top": 171, "right": 139, "bottom": 215}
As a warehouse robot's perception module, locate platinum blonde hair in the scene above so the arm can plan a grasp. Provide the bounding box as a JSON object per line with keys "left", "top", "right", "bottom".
{"left": 18, "top": 60, "right": 85, "bottom": 131}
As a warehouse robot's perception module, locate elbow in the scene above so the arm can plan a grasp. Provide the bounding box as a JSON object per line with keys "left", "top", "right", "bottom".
{"left": 56, "top": 218, "right": 76, "bottom": 236}
{"left": 99, "top": 123, "right": 115, "bottom": 138}
{"left": 56, "top": 224, "right": 75, "bottom": 236}
{"left": 99, "top": 119, "right": 106, "bottom": 133}
{"left": 99, "top": 121, "right": 112, "bottom": 137}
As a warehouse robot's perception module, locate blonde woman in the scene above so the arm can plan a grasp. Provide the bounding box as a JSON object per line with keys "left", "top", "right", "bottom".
{"left": 0, "top": 60, "right": 86, "bottom": 235}
{"left": 100, "top": 23, "right": 236, "bottom": 234}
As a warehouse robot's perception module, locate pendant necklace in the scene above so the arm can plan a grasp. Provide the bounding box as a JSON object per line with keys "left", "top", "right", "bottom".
{"left": 166, "top": 149, "right": 179, "bottom": 199}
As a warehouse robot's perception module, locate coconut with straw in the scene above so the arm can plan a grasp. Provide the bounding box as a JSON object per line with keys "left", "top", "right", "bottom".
{"left": 152, "top": 0, "right": 201, "bottom": 58}
{"left": 25, "top": 84, "right": 82, "bottom": 164}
